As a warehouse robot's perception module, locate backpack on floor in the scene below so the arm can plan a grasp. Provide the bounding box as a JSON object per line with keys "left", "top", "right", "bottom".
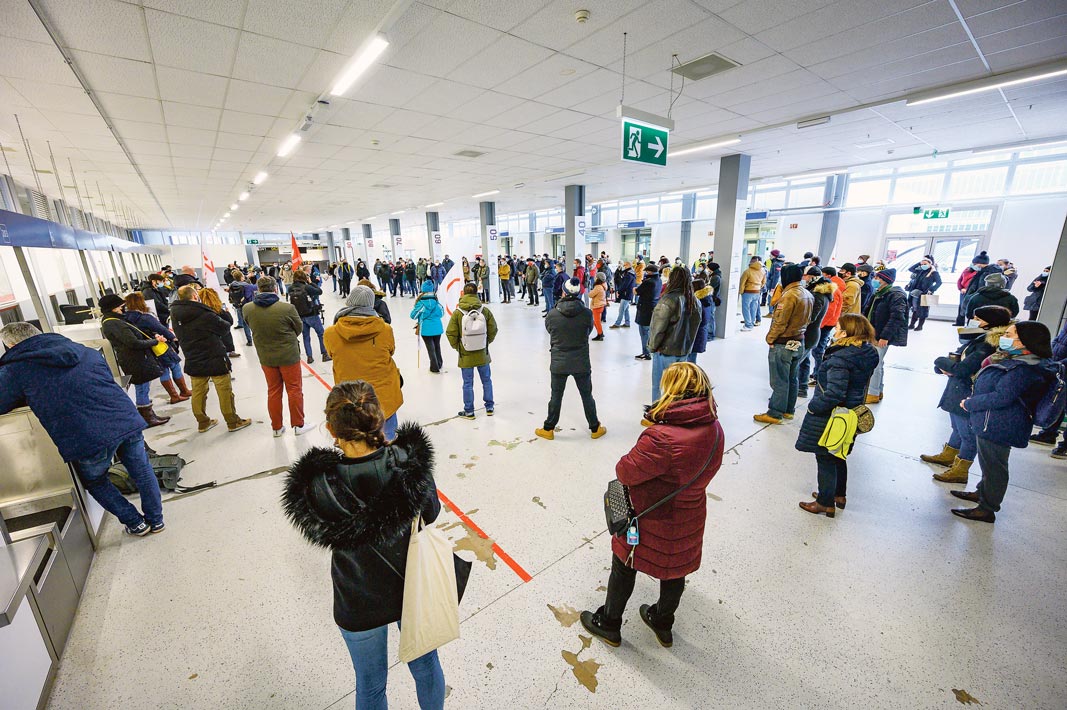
{"left": 1031, "top": 362, "right": 1067, "bottom": 430}
{"left": 458, "top": 306, "right": 487, "bottom": 351}
{"left": 108, "top": 454, "right": 216, "bottom": 494}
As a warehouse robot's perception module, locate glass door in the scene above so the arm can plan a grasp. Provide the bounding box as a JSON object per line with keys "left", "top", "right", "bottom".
{"left": 882, "top": 235, "right": 983, "bottom": 319}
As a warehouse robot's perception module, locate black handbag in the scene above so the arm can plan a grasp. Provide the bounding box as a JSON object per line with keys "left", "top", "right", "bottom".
{"left": 604, "top": 428, "right": 720, "bottom": 536}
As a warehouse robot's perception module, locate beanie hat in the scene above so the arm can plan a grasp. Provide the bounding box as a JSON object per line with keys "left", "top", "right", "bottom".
{"left": 708, "top": 261, "right": 720, "bottom": 272}
{"left": 99, "top": 294, "right": 125, "bottom": 311}
{"left": 1016, "top": 321, "right": 1053, "bottom": 358}
{"left": 857, "top": 263, "right": 873, "bottom": 274}
{"left": 645, "top": 264, "right": 659, "bottom": 274}
{"left": 973, "top": 305, "right": 1012, "bottom": 328}
{"left": 805, "top": 265, "right": 822, "bottom": 277}
{"left": 972, "top": 251, "right": 990, "bottom": 265}
{"left": 821, "top": 266, "right": 837, "bottom": 277}
{"left": 983, "top": 272, "right": 1007, "bottom": 288}
{"left": 564, "top": 278, "right": 582, "bottom": 295}
{"left": 770, "top": 249, "right": 781, "bottom": 257}
{"left": 803, "top": 252, "right": 814, "bottom": 259}
{"left": 840, "top": 262, "right": 857, "bottom": 275}
{"left": 596, "top": 272, "right": 607, "bottom": 283}
{"left": 874, "top": 269, "right": 896, "bottom": 284}
{"left": 420, "top": 280, "right": 435, "bottom": 293}
{"left": 346, "top": 285, "right": 375, "bottom": 309}
{"left": 781, "top": 264, "right": 804, "bottom": 286}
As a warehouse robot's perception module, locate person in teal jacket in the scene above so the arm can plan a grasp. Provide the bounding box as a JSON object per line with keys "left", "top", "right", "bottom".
{"left": 410, "top": 280, "right": 445, "bottom": 373}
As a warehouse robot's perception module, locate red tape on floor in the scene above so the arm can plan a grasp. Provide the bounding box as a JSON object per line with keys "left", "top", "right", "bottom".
{"left": 301, "top": 360, "right": 532, "bottom": 583}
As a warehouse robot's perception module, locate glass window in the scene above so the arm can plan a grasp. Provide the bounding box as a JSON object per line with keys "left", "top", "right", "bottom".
{"left": 637, "top": 199, "right": 659, "bottom": 222}
{"left": 1018, "top": 144, "right": 1067, "bottom": 159}
{"left": 617, "top": 201, "right": 638, "bottom": 221}
{"left": 850, "top": 167, "right": 893, "bottom": 178}
{"left": 846, "top": 179, "right": 891, "bottom": 207}
{"left": 892, "top": 173, "right": 945, "bottom": 204}
{"left": 1011, "top": 160, "right": 1067, "bottom": 195}
{"left": 787, "top": 185, "right": 824, "bottom": 208}
{"left": 945, "top": 167, "right": 1008, "bottom": 199}
{"left": 694, "top": 197, "right": 716, "bottom": 220}
{"left": 952, "top": 153, "right": 1013, "bottom": 166}
{"left": 896, "top": 160, "right": 947, "bottom": 174}
{"left": 599, "top": 206, "right": 617, "bottom": 225}
{"left": 752, "top": 189, "right": 786, "bottom": 210}
{"left": 660, "top": 200, "right": 682, "bottom": 222}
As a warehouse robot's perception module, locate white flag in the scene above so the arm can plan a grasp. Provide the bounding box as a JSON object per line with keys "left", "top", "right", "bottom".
{"left": 440, "top": 264, "right": 463, "bottom": 317}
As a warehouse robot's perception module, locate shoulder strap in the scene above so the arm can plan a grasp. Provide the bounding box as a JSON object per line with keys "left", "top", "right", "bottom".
{"left": 634, "top": 426, "right": 720, "bottom": 522}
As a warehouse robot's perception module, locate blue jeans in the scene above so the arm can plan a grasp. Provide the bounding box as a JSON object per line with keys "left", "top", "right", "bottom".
{"left": 613, "top": 299, "right": 631, "bottom": 326}
{"left": 948, "top": 411, "right": 978, "bottom": 461}
{"left": 810, "top": 327, "right": 833, "bottom": 380}
{"left": 652, "top": 353, "right": 687, "bottom": 402}
{"left": 134, "top": 381, "right": 153, "bottom": 406}
{"left": 741, "top": 293, "right": 760, "bottom": 328}
{"left": 301, "top": 315, "right": 326, "bottom": 358}
{"left": 461, "top": 364, "right": 494, "bottom": 413}
{"left": 339, "top": 624, "right": 445, "bottom": 710}
{"left": 543, "top": 289, "right": 555, "bottom": 313}
{"left": 707, "top": 304, "right": 716, "bottom": 341}
{"left": 638, "top": 325, "right": 651, "bottom": 356}
{"left": 384, "top": 413, "right": 398, "bottom": 441}
{"left": 235, "top": 306, "right": 252, "bottom": 344}
{"left": 72, "top": 433, "right": 163, "bottom": 529}
{"left": 869, "top": 344, "right": 889, "bottom": 396}
{"left": 767, "top": 344, "right": 802, "bottom": 418}
{"left": 159, "top": 360, "right": 183, "bottom": 382}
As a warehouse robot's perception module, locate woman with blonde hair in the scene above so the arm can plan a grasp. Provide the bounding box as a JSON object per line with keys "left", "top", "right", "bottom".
{"left": 796, "top": 313, "right": 880, "bottom": 517}
{"left": 196, "top": 287, "right": 240, "bottom": 358}
{"left": 582, "top": 361, "right": 724, "bottom": 649}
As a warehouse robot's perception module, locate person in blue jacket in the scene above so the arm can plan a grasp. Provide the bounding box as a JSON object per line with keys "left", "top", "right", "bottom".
{"left": 952, "top": 321, "right": 1057, "bottom": 523}
{"left": 0, "top": 323, "right": 164, "bottom": 536}
{"left": 540, "top": 260, "right": 558, "bottom": 317}
{"left": 410, "top": 280, "right": 445, "bottom": 373}
{"left": 1030, "top": 317, "right": 1067, "bottom": 457}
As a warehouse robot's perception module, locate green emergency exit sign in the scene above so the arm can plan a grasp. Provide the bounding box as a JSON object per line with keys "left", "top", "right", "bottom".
{"left": 622, "top": 120, "right": 669, "bottom": 166}
{"left": 245, "top": 239, "right": 259, "bottom": 244}
{"left": 922, "top": 209, "right": 950, "bottom": 219}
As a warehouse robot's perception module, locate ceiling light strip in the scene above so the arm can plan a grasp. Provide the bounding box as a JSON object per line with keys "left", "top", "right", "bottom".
{"left": 906, "top": 64, "right": 1067, "bottom": 106}
{"left": 331, "top": 36, "right": 390, "bottom": 96}
{"left": 671, "top": 138, "right": 741, "bottom": 157}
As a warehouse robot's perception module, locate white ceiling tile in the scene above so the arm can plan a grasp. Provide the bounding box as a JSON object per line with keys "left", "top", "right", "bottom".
{"left": 402, "top": 80, "right": 485, "bottom": 115}
{"left": 141, "top": 0, "right": 246, "bottom": 26}
{"left": 224, "top": 80, "right": 293, "bottom": 116}
{"left": 1, "top": 1, "right": 53, "bottom": 43}
{"left": 37, "top": 0, "right": 151, "bottom": 61}
{"left": 215, "top": 131, "right": 266, "bottom": 151}
{"left": 370, "top": 108, "right": 437, "bottom": 136}
{"left": 494, "top": 54, "right": 600, "bottom": 100}
{"left": 210, "top": 148, "right": 254, "bottom": 164}
{"left": 343, "top": 65, "right": 438, "bottom": 108}
{"left": 218, "top": 110, "right": 275, "bottom": 135}
{"left": 111, "top": 119, "right": 168, "bottom": 142}
{"left": 168, "top": 125, "right": 217, "bottom": 147}
{"left": 718, "top": 0, "right": 835, "bottom": 35}
{"left": 682, "top": 54, "right": 802, "bottom": 100}
{"left": 232, "top": 33, "right": 318, "bottom": 89}
{"left": 328, "top": 100, "right": 396, "bottom": 130}
{"left": 570, "top": 2, "right": 728, "bottom": 68}
{"left": 389, "top": 12, "right": 501, "bottom": 77}
{"left": 155, "top": 66, "right": 229, "bottom": 107}
{"left": 324, "top": 0, "right": 396, "bottom": 55}
{"left": 510, "top": 0, "right": 645, "bottom": 51}
{"left": 807, "top": 24, "right": 970, "bottom": 81}
{"left": 975, "top": 16, "right": 1067, "bottom": 55}
{"left": 162, "top": 101, "right": 222, "bottom": 130}
{"left": 296, "top": 50, "right": 350, "bottom": 93}
{"left": 243, "top": 0, "right": 349, "bottom": 47}
{"left": 984, "top": 35, "right": 1067, "bottom": 72}
{"left": 0, "top": 36, "right": 81, "bottom": 87}
{"left": 445, "top": 0, "right": 549, "bottom": 31}
{"left": 125, "top": 139, "right": 172, "bottom": 157}
{"left": 71, "top": 51, "right": 158, "bottom": 99}
{"left": 448, "top": 34, "right": 556, "bottom": 91}
{"left": 537, "top": 68, "right": 621, "bottom": 109}
{"left": 6, "top": 78, "right": 98, "bottom": 114}
{"left": 755, "top": 0, "right": 931, "bottom": 53}
{"left": 144, "top": 8, "right": 239, "bottom": 75}
{"left": 969, "top": 0, "right": 1067, "bottom": 36}
{"left": 409, "top": 117, "right": 478, "bottom": 142}
{"left": 483, "top": 101, "right": 559, "bottom": 130}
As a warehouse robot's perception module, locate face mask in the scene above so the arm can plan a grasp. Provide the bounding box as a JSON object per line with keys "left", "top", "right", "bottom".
{"left": 999, "top": 336, "right": 1022, "bottom": 353}
{"left": 920, "top": 263, "right": 931, "bottom": 270}
{"left": 1044, "top": 271, "right": 1051, "bottom": 276}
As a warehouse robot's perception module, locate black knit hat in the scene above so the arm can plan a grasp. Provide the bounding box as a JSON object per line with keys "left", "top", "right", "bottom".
{"left": 874, "top": 268, "right": 897, "bottom": 284}
{"left": 781, "top": 264, "right": 804, "bottom": 286}
{"left": 972, "top": 251, "right": 990, "bottom": 265}
{"left": 805, "top": 265, "right": 822, "bottom": 276}
{"left": 973, "top": 305, "right": 1012, "bottom": 328}
{"left": 840, "top": 262, "right": 857, "bottom": 274}
{"left": 99, "top": 294, "right": 125, "bottom": 311}
{"left": 1016, "top": 321, "right": 1053, "bottom": 358}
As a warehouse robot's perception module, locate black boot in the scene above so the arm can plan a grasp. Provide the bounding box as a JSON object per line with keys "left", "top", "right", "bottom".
{"left": 639, "top": 604, "right": 675, "bottom": 648}
{"left": 915, "top": 317, "right": 925, "bottom": 331}
{"left": 908, "top": 313, "right": 918, "bottom": 330}
{"left": 580, "top": 606, "right": 622, "bottom": 647}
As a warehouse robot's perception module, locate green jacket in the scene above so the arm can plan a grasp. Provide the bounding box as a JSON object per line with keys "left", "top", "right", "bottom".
{"left": 242, "top": 294, "right": 302, "bottom": 367}
{"left": 445, "top": 294, "right": 498, "bottom": 368}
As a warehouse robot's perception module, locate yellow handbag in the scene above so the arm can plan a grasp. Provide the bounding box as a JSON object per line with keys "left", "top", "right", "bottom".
{"left": 132, "top": 324, "right": 170, "bottom": 357}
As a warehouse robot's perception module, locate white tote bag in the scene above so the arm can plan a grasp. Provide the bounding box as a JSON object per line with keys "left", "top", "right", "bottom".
{"left": 398, "top": 517, "right": 461, "bottom": 662}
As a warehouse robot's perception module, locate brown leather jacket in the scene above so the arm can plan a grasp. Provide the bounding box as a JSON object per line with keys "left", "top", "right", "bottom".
{"left": 766, "top": 281, "right": 813, "bottom": 345}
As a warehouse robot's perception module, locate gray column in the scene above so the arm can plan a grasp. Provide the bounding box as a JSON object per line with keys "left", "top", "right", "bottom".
{"left": 389, "top": 218, "right": 403, "bottom": 260}
{"left": 426, "top": 211, "right": 441, "bottom": 262}
{"left": 564, "top": 185, "right": 586, "bottom": 264}
{"left": 679, "top": 192, "right": 697, "bottom": 264}
{"left": 79, "top": 251, "right": 101, "bottom": 303}
{"left": 326, "top": 230, "right": 336, "bottom": 259}
{"left": 527, "top": 212, "right": 536, "bottom": 258}
{"left": 338, "top": 228, "right": 349, "bottom": 263}
{"left": 13, "top": 247, "right": 54, "bottom": 331}
{"left": 817, "top": 174, "right": 848, "bottom": 261}
{"left": 712, "top": 153, "right": 752, "bottom": 339}
{"left": 479, "top": 201, "right": 499, "bottom": 299}
{"left": 360, "top": 224, "right": 373, "bottom": 264}
{"left": 1038, "top": 213, "right": 1067, "bottom": 336}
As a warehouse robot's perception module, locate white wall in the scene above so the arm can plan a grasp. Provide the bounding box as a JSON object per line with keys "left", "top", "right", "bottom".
{"left": 835, "top": 210, "right": 884, "bottom": 266}
{"left": 651, "top": 222, "right": 682, "bottom": 262}
{"left": 987, "top": 198, "right": 1066, "bottom": 298}
{"left": 165, "top": 244, "right": 248, "bottom": 270}
{"left": 774, "top": 213, "right": 824, "bottom": 260}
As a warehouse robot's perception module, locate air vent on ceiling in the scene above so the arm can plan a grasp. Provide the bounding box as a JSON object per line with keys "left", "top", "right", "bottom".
{"left": 671, "top": 52, "right": 740, "bottom": 81}
{"left": 454, "top": 149, "right": 486, "bottom": 158}
{"left": 855, "top": 138, "right": 896, "bottom": 149}
{"left": 371, "top": 183, "right": 393, "bottom": 188}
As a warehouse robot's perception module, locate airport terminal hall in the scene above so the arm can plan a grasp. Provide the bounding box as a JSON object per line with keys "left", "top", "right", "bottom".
{"left": 3, "top": 1, "right": 1067, "bottom": 708}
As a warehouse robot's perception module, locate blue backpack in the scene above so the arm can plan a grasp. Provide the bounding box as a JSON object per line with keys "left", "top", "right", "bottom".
{"left": 1031, "top": 362, "right": 1067, "bottom": 429}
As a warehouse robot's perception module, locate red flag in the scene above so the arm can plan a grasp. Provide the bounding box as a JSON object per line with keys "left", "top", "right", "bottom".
{"left": 290, "top": 232, "right": 303, "bottom": 269}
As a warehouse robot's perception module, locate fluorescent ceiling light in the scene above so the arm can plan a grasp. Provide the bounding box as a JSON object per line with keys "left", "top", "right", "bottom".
{"left": 277, "top": 134, "right": 301, "bottom": 157}
{"left": 230, "top": 203, "right": 238, "bottom": 210}
{"left": 223, "top": 212, "right": 231, "bottom": 218}
{"left": 238, "top": 191, "right": 250, "bottom": 201}
{"left": 345, "top": 220, "right": 355, "bottom": 224}
{"left": 330, "top": 36, "right": 389, "bottom": 96}
{"left": 906, "top": 64, "right": 1067, "bottom": 106}
{"left": 972, "top": 137, "right": 1067, "bottom": 155}
{"left": 253, "top": 171, "right": 269, "bottom": 185}
{"left": 472, "top": 190, "right": 500, "bottom": 198}
{"left": 783, "top": 170, "right": 845, "bottom": 181}
{"left": 671, "top": 138, "right": 741, "bottom": 157}
{"left": 391, "top": 210, "right": 406, "bottom": 215}
{"left": 424, "top": 202, "right": 445, "bottom": 208}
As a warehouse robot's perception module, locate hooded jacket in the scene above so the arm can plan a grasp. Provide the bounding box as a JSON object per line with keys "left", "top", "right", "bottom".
{"left": 589, "top": 281, "right": 607, "bottom": 310}
{"left": 540, "top": 264, "right": 557, "bottom": 291}
{"left": 738, "top": 262, "right": 765, "bottom": 293}
{"left": 965, "top": 286, "right": 1020, "bottom": 320}
{"left": 141, "top": 284, "right": 171, "bottom": 323}
{"left": 242, "top": 292, "right": 302, "bottom": 367}
{"left": 795, "top": 341, "right": 880, "bottom": 454}
{"left": 616, "top": 268, "right": 637, "bottom": 300}
{"left": 552, "top": 270, "right": 569, "bottom": 301}
{"left": 964, "top": 264, "right": 1002, "bottom": 297}
{"left": 766, "top": 255, "right": 786, "bottom": 291}
{"left": 544, "top": 296, "right": 594, "bottom": 375}
{"left": 866, "top": 283, "right": 909, "bottom": 347}
{"left": 409, "top": 293, "right": 445, "bottom": 337}
{"left": 766, "top": 271, "right": 814, "bottom": 345}
{"left": 170, "top": 299, "right": 233, "bottom": 377}
{"left": 282, "top": 424, "right": 444, "bottom": 632}
{"left": 634, "top": 261, "right": 645, "bottom": 285}
{"left": 690, "top": 286, "right": 714, "bottom": 355}
{"left": 100, "top": 311, "right": 163, "bottom": 385}
{"left": 934, "top": 329, "right": 1002, "bottom": 416}
{"left": 445, "top": 294, "right": 498, "bottom": 368}
{"left": 841, "top": 275, "right": 864, "bottom": 314}
{"left": 822, "top": 276, "right": 845, "bottom": 328}
{"left": 0, "top": 333, "right": 146, "bottom": 462}
{"left": 803, "top": 278, "right": 834, "bottom": 349}
{"left": 968, "top": 354, "right": 1057, "bottom": 448}
{"left": 648, "top": 290, "right": 702, "bottom": 357}
{"left": 634, "top": 272, "right": 661, "bottom": 326}
{"left": 124, "top": 310, "right": 180, "bottom": 368}
{"left": 324, "top": 316, "right": 403, "bottom": 418}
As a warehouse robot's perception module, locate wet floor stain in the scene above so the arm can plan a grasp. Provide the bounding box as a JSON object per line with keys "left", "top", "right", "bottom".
{"left": 952, "top": 689, "right": 982, "bottom": 705}
{"left": 707, "top": 492, "right": 723, "bottom": 501}
{"left": 488, "top": 437, "right": 523, "bottom": 451}
{"left": 596, "top": 585, "right": 607, "bottom": 592}
{"left": 449, "top": 454, "right": 457, "bottom": 459}
{"left": 443, "top": 521, "right": 497, "bottom": 570}
{"left": 486, "top": 662, "right": 494, "bottom": 670}
{"left": 532, "top": 496, "right": 547, "bottom": 509}
{"left": 548, "top": 603, "right": 580, "bottom": 628}
{"left": 561, "top": 636, "right": 601, "bottom": 693}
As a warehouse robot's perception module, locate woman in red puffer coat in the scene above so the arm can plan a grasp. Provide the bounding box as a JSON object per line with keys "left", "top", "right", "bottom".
{"left": 581, "top": 362, "right": 724, "bottom": 649}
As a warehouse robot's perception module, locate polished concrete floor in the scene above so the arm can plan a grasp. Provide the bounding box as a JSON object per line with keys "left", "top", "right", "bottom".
{"left": 46, "top": 287, "right": 1067, "bottom": 710}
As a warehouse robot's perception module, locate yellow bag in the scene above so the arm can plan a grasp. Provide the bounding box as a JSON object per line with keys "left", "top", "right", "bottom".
{"left": 151, "top": 340, "right": 169, "bottom": 357}
{"left": 819, "top": 407, "right": 858, "bottom": 460}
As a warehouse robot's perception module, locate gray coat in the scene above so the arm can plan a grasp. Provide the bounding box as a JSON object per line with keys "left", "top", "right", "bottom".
{"left": 648, "top": 291, "right": 702, "bottom": 357}
{"left": 544, "top": 296, "right": 593, "bottom": 375}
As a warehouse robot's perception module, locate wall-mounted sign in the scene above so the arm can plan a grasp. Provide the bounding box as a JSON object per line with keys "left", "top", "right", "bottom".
{"left": 923, "top": 209, "right": 950, "bottom": 219}
{"left": 745, "top": 211, "right": 769, "bottom": 221}
{"left": 617, "top": 221, "right": 646, "bottom": 229}
{"left": 245, "top": 239, "right": 259, "bottom": 244}
{"left": 622, "top": 120, "right": 668, "bottom": 167}
{"left": 545, "top": 226, "right": 565, "bottom": 234}
{"left": 789, "top": 223, "right": 799, "bottom": 230}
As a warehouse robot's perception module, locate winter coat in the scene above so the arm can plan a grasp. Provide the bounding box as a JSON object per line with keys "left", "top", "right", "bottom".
{"left": 281, "top": 425, "right": 442, "bottom": 632}
{"left": 356, "top": 262, "right": 370, "bottom": 280}
{"left": 612, "top": 397, "right": 724, "bottom": 579}
{"left": 1053, "top": 320, "right": 1067, "bottom": 362}
{"left": 804, "top": 279, "right": 834, "bottom": 350}
{"left": 124, "top": 310, "right": 180, "bottom": 368}
{"left": 906, "top": 268, "right": 942, "bottom": 296}
{"left": 338, "top": 263, "right": 354, "bottom": 282}
{"left": 409, "top": 294, "right": 444, "bottom": 337}
{"left": 324, "top": 316, "right": 403, "bottom": 418}
{"left": 967, "top": 354, "right": 1056, "bottom": 448}
{"left": 242, "top": 293, "right": 302, "bottom": 367}
{"left": 648, "top": 291, "right": 702, "bottom": 357}
{"left": 552, "top": 270, "right": 569, "bottom": 301}
{"left": 766, "top": 282, "right": 814, "bottom": 345}
{"left": 498, "top": 263, "right": 511, "bottom": 281}
{"left": 822, "top": 276, "right": 845, "bottom": 327}
{"left": 965, "top": 264, "right": 1003, "bottom": 296}
{"left": 141, "top": 285, "right": 171, "bottom": 323}
{"left": 441, "top": 258, "right": 454, "bottom": 274}
{"left": 445, "top": 294, "right": 498, "bottom": 368}
{"left": 170, "top": 300, "right": 232, "bottom": 377}
{"left": 541, "top": 265, "right": 557, "bottom": 291}
{"left": 589, "top": 283, "right": 607, "bottom": 310}
{"left": 545, "top": 296, "right": 593, "bottom": 375}
{"left": 616, "top": 269, "right": 636, "bottom": 300}
{"left": 738, "top": 263, "right": 765, "bottom": 293}
{"left": 957, "top": 268, "right": 977, "bottom": 292}
{"left": 0, "top": 333, "right": 146, "bottom": 462}
{"left": 866, "top": 285, "right": 909, "bottom": 347}
{"left": 795, "top": 341, "right": 880, "bottom": 454}
{"left": 766, "top": 256, "right": 785, "bottom": 291}
{"left": 690, "top": 288, "right": 713, "bottom": 355}
{"left": 634, "top": 274, "right": 661, "bottom": 326}
{"left": 1024, "top": 274, "right": 1047, "bottom": 311}
{"left": 934, "top": 330, "right": 1000, "bottom": 416}
{"left": 965, "top": 286, "right": 1020, "bottom": 319}
{"left": 100, "top": 312, "right": 162, "bottom": 386}
{"left": 525, "top": 263, "right": 539, "bottom": 285}
{"left": 859, "top": 275, "right": 875, "bottom": 313}
{"left": 634, "top": 261, "right": 645, "bottom": 285}
{"left": 841, "top": 276, "right": 863, "bottom": 314}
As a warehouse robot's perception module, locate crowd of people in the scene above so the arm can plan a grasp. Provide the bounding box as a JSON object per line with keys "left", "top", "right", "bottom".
{"left": 0, "top": 241, "right": 1061, "bottom": 710}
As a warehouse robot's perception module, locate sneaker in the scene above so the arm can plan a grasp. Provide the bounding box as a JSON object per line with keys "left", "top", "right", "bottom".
{"left": 273, "top": 426, "right": 286, "bottom": 438}
{"left": 125, "top": 521, "right": 150, "bottom": 537}
{"left": 634, "top": 354, "right": 651, "bottom": 360}
{"left": 198, "top": 418, "right": 218, "bottom": 433}
{"left": 457, "top": 411, "right": 476, "bottom": 420}
{"left": 740, "top": 326, "right": 752, "bottom": 332}
{"left": 293, "top": 424, "right": 311, "bottom": 436}
{"left": 535, "top": 427, "right": 554, "bottom": 440}
{"left": 753, "top": 412, "right": 783, "bottom": 425}
{"left": 1030, "top": 431, "right": 1058, "bottom": 446}
{"left": 149, "top": 521, "right": 166, "bottom": 534}
{"left": 591, "top": 335, "right": 604, "bottom": 341}
{"left": 610, "top": 324, "right": 621, "bottom": 329}
{"left": 1052, "top": 443, "right": 1067, "bottom": 459}
{"left": 622, "top": 324, "right": 631, "bottom": 328}
{"left": 228, "top": 418, "right": 252, "bottom": 432}
{"left": 485, "top": 409, "right": 494, "bottom": 416}
{"left": 590, "top": 425, "right": 607, "bottom": 439}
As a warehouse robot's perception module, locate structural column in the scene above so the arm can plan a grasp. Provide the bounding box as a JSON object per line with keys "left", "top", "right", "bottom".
{"left": 326, "top": 230, "right": 337, "bottom": 261}
{"left": 564, "top": 184, "right": 586, "bottom": 266}
{"left": 712, "top": 153, "right": 752, "bottom": 339}
{"left": 426, "top": 211, "right": 442, "bottom": 263}
{"left": 360, "top": 224, "right": 373, "bottom": 264}
{"left": 479, "top": 201, "right": 499, "bottom": 300}
{"left": 679, "top": 192, "right": 696, "bottom": 264}
{"left": 1038, "top": 213, "right": 1067, "bottom": 335}
{"left": 817, "top": 173, "right": 848, "bottom": 262}
{"left": 389, "top": 218, "right": 403, "bottom": 261}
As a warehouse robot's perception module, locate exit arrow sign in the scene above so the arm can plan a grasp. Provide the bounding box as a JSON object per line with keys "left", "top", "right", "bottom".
{"left": 923, "top": 209, "right": 950, "bottom": 219}
{"left": 622, "top": 120, "right": 669, "bottom": 167}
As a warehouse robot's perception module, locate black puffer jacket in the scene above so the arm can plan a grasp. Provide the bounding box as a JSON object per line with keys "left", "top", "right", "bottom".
{"left": 964, "top": 264, "right": 1003, "bottom": 296}
{"left": 795, "top": 341, "right": 880, "bottom": 453}
{"left": 965, "top": 286, "right": 1019, "bottom": 319}
{"left": 169, "top": 299, "right": 232, "bottom": 377}
{"left": 1024, "top": 274, "right": 1047, "bottom": 311}
{"left": 545, "top": 296, "right": 593, "bottom": 375}
{"left": 866, "top": 285, "right": 909, "bottom": 346}
{"left": 648, "top": 291, "right": 701, "bottom": 356}
{"left": 634, "top": 273, "right": 661, "bottom": 326}
{"left": 934, "top": 330, "right": 1000, "bottom": 416}
{"left": 804, "top": 279, "right": 833, "bottom": 350}
{"left": 100, "top": 312, "right": 162, "bottom": 385}
{"left": 283, "top": 424, "right": 461, "bottom": 633}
